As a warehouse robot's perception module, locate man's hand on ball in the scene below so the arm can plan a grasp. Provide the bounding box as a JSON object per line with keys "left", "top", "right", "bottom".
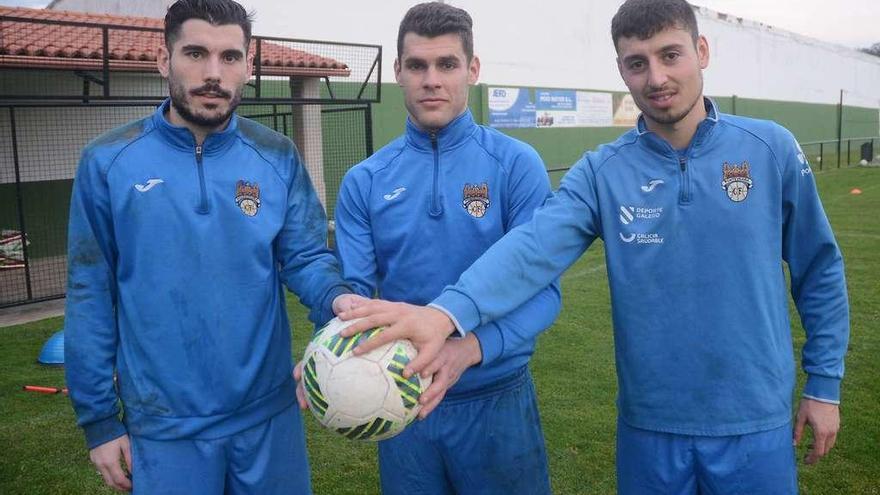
{"left": 292, "top": 361, "right": 309, "bottom": 410}
{"left": 338, "top": 300, "right": 456, "bottom": 378}
{"left": 332, "top": 293, "right": 369, "bottom": 315}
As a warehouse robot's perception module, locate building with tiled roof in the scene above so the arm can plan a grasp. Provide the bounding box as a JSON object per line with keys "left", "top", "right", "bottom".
{"left": 0, "top": 6, "right": 350, "bottom": 78}
{"left": 1, "top": 4, "right": 381, "bottom": 308}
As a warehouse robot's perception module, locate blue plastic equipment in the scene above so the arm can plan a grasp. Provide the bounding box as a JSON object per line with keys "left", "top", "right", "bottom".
{"left": 37, "top": 330, "right": 64, "bottom": 365}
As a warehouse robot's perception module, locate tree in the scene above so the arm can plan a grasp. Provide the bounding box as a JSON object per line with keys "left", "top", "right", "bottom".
{"left": 860, "top": 42, "right": 880, "bottom": 57}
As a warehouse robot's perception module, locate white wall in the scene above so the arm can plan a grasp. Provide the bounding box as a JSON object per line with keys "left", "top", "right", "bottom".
{"left": 0, "top": 105, "right": 155, "bottom": 184}
{"left": 0, "top": 71, "right": 165, "bottom": 185}
{"left": 47, "top": 0, "right": 880, "bottom": 108}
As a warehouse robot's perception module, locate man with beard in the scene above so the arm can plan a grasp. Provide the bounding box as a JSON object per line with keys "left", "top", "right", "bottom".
{"left": 340, "top": 0, "right": 850, "bottom": 492}
{"left": 64, "top": 0, "right": 360, "bottom": 492}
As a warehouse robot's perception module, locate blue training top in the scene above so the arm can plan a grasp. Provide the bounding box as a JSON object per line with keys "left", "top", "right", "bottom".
{"left": 65, "top": 100, "right": 350, "bottom": 448}
{"left": 435, "top": 99, "right": 850, "bottom": 435}
{"left": 335, "top": 110, "right": 561, "bottom": 393}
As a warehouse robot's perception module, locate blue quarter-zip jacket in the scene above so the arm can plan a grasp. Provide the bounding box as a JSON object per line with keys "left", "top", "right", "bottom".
{"left": 65, "top": 100, "right": 350, "bottom": 449}
{"left": 335, "top": 110, "right": 561, "bottom": 393}
{"left": 434, "top": 100, "right": 849, "bottom": 434}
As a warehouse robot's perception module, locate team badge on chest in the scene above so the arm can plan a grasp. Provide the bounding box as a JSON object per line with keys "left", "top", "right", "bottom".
{"left": 235, "top": 180, "right": 261, "bottom": 216}
{"left": 721, "top": 162, "right": 753, "bottom": 202}
{"left": 462, "top": 182, "right": 490, "bottom": 218}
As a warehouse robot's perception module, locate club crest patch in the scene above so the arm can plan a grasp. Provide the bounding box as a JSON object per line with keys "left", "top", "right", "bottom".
{"left": 462, "top": 182, "right": 490, "bottom": 218}
{"left": 235, "top": 180, "right": 261, "bottom": 216}
{"left": 721, "top": 162, "right": 753, "bottom": 202}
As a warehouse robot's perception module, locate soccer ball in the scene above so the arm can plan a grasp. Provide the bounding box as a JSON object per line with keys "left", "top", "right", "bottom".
{"left": 301, "top": 317, "right": 431, "bottom": 441}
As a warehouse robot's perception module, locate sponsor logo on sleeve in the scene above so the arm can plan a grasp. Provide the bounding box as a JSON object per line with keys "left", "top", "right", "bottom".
{"left": 795, "top": 140, "right": 807, "bottom": 165}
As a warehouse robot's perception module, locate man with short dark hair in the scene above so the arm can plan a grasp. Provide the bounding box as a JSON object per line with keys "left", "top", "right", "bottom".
{"left": 323, "top": 2, "right": 561, "bottom": 493}
{"left": 65, "top": 0, "right": 360, "bottom": 492}
{"left": 341, "top": 0, "right": 850, "bottom": 493}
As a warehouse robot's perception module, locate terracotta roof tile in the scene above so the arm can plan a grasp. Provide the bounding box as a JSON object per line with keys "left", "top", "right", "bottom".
{"left": 0, "top": 6, "right": 350, "bottom": 77}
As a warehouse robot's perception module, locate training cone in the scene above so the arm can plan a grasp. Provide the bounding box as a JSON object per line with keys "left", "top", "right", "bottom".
{"left": 37, "top": 330, "right": 64, "bottom": 365}
{"left": 850, "top": 188, "right": 863, "bottom": 195}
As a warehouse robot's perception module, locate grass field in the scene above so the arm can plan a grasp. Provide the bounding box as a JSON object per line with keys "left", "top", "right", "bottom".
{"left": 0, "top": 166, "right": 878, "bottom": 494}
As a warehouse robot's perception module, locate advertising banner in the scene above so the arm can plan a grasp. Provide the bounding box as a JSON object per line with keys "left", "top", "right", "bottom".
{"left": 488, "top": 87, "right": 536, "bottom": 128}
{"left": 488, "top": 87, "right": 634, "bottom": 128}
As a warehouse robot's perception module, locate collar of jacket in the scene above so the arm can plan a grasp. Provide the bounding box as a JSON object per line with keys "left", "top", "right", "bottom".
{"left": 152, "top": 98, "right": 240, "bottom": 155}
{"left": 635, "top": 97, "right": 720, "bottom": 156}
{"left": 404, "top": 110, "right": 477, "bottom": 152}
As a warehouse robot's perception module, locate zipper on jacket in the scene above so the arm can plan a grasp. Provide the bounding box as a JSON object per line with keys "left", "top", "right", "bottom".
{"left": 678, "top": 156, "right": 691, "bottom": 204}
{"left": 429, "top": 131, "right": 443, "bottom": 217}
{"left": 195, "top": 145, "right": 210, "bottom": 214}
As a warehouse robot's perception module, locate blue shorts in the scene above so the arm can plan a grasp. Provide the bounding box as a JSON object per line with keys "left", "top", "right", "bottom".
{"left": 616, "top": 417, "right": 797, "bottom": 495}
{"left": 130, "top": 404, "right": 310, "bottom": 495}
{"left": 378, "top": 366, "right": 551, "bottom": 495}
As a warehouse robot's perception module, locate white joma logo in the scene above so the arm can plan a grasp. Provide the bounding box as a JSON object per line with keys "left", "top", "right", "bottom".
{"left": 641, "top": 179, "right": 664, "bottom": 192}
{"left": 383, "top": 187, "right": 406, "bottom": 201}
{"left": 134, "top": 178, "right": 164, "bottom": 192}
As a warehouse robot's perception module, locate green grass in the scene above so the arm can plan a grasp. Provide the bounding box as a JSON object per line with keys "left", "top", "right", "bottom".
{"left": 1, "top": 166, "right": 878, "bottom": 494}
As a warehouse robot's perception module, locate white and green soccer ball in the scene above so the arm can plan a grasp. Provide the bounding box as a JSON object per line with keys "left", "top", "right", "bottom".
{"left": 301, "top": 317, "right": 431, "bottom": 441}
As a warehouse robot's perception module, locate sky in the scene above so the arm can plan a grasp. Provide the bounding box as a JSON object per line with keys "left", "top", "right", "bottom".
{"left": 689, "top": 0, "right": 877, "bottom": 49}
{"left": 1, "top": 0, "right": 878, "bottom": 50}
{"left": 2, "top": 0, "right": 47, "bottom": 7}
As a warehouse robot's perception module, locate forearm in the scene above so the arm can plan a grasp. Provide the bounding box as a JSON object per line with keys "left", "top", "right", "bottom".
{"left": 65, "top": 301, "right": 126, "bottom": 449}
{"left": 277, "top": 158, "right": 352, "bottom": 325}
{"left": 65, "top": 157, "right": 126, "bottom": 449}
{"left": 65, "top": 289, "right": 125, "bottom": 449}
{"left": 789, "top": 203, "right": 849, "bottom": 402}
{"left": 434, "top": 160, "right": 598, "bottom": 332}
